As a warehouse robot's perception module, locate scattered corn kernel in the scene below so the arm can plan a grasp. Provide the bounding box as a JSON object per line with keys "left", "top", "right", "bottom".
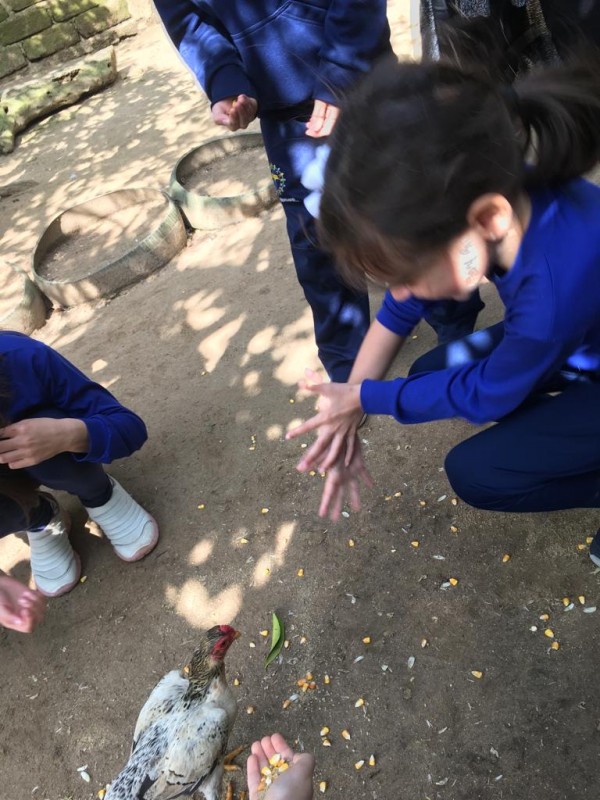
{"left": 300, "top": 636, "right": 307, "bottom": 644}
{"left": 289, "top": 398, "right": 295, "bottom": 404}
{"left": 449, "top": 577, "right": 459, "bottom": 586}
{"left": 421, "top": 638, "right": 428, "bottom": 648}
{"left": 260, "top": 629, "right": 269, "bottom": 637}
{"left": 471, "top": 670, "right": 483, "bottom": 679}
{"left": 450, "top": 525, "right": 459, "bottom": 533}
{"left": 394, "top": 491, "right": 402, "bottom": 497}
{"left": 320, "top": 727, "right": 330, "bottom": 736}
{"left": 502, "top": 554, "right": 511, "bottom": 563}
{"left": 451, "top": 497, "right": 458, "bottom": 506}
{"left": 297, "top": 568, "right": 305, "bottom": 577}
{"left": 261, "top": 507, "right": 269, "bottom": 514}
{"left": 319, "top": 781, "right": 327, "bottom": 793}
{"left": 239, "top": 537, "right": 249, "bottom": 544}
{"left": 284, "top": 640, "right": 290, "bottom": 649}
{"left": 562, "top": 597, "right": 570, "bottom": 607}
{"left": 324, "top": 674, "right": 331, "bottom": 685}
{"left": 579, "top": 595, "right": 586, "bottom": 605}
{"left": 544, "top": 628, "right": 555, "bottom": 638}
{"left": 355, "top": 760, "right": 365, "bottom": 770}
{"left": 355, "top": 698, "right": 365, "bottom": 707}
{"left": 368, "top": 755, "right": 376, "bottom": 767}
{"left": 306, "top": 672, "right": 314, "bottom": 680}
{"left": 197, "top": 504, "right": 205, "bottom": 510}
{"left": 586, "top": 536, "right": 594, "bottom": 545}
{"left": 539, "top": 613, "right": 550, "bottom": 621}
{"left": 577, "top": 543, "right": 587, "bottom": 551}
{"left": 322, "top": 738, "right": 332, "bottom": 747}
{"left": 309, "top": 470, "right": 316, "bottom": 476}
{"left": 411, "top": 540, "right": 420, "bottom": 548}
{"left": 551, "top": 641, "right": 561, "bottom": 651}
{"left": 98, "top": 791, "right": 106, "bottom": 800}
{"left": 233, "top": 678, "right": 240, "bottom": 686}
{"left": 246, "top": 706, "right": 256, "bottom": 714}
{"left": 362, "top": 636, "right": 371, "bottom": 644}
{"left": 341, "top": 729, "right": 351, "bottom": 740}
{"left": 419, "top": 500, "right": 427, "bottom": 507}
{"left": 348, "top": 539, "right": 355, "bottom": 547}
{"left": 282, "top": 699, "right": 292, "bottom": 709}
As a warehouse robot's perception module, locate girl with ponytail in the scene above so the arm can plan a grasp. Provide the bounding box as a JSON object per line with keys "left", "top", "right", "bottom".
{"left": 287, "top": 52, "right": 600, "bottom": 563}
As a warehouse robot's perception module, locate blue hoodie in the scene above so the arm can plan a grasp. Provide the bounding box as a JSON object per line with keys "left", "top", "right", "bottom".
{"left": 0, "top": 333, "right": 147, "bottom": 463}
{"left": 152, "top": 0, "right": 390, "bottom": 112}
{"left": 361, "top": 178, "right": 600, "bottom": 424}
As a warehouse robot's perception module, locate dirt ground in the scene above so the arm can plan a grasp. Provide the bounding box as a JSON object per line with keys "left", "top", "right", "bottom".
{"left": 1, "top": 4, "right": 599, "bottom": 800}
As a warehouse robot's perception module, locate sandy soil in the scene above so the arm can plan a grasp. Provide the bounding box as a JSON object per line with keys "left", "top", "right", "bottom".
{"left": 1, "top": 4, "right": 599, "bottom": 800}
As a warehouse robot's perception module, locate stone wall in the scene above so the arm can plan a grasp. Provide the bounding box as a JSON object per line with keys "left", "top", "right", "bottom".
{"left": 0, "top": 0, "right": 139, "bottom": 81}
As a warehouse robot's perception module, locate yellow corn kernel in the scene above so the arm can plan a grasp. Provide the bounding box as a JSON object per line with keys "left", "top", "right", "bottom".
{"left": 284, "top": 640, "right": 290, "bottom": 649}
{"left": 355, "top": 760, "right": 365, "bottom": 770}
{"left": 449, "top": 577, "right": 459, "bottom": 586}
{"left": 539, "top": 613, "right": 550, "bottom": 621}
{"left": 471, "top": 670, "right": 483, "bottom": 679}
{"left": 261, "top": 507, "right": 269, "bottom": 514}
{"left": 308, "top": 681, "right": 317, "bottom": 690}
{"left": 269, "top": 754, "right": 282, "bottom": 767}
{"left": 450, "top": 525, "right": 459, "bottom": 533}
{"left": 297, "top": 568, "right": 305, "bottom": 577}
{"left": 282, "top": 699, "right": 292, "bottom": 709}
{"left": 300, "top": 636, "right": 307, "bottom": 644}
{"left": 305, "top": 672, "right": 314, "bottom": 680}
{"left": 544, "top": 628, "right": 555, "bottom": 638}
{"left": 355, "top": 698, "right": 365, "bottom": 707}
{"left": 320, "top": 727, "right": 330, "bottom": 737}
{"left": 419, "top": 500, "right": 427, "bottom": 507}
{"left": 451, "top": 497, "right": 458, "bottom": 505}
{"left": 278, "top": 762, "right": 289, "bottom": 773}
{"left": 98, "top": 791, "right": 106, "bottom": 800}
{"left": 233, "top": 678, "right": 240, "bottom": 686}
{"left": 197, "top": 504, "right": 205, "bottom": 510}
{"left": 411, "top": 540, "right": 420, "bottom": 548}
{"left": 260, "top": 629, "right": 269, "bottom": 637}
{"left": 319, "top": 781, "right": 327, "bottom": 793}
{"left": 577, "top": 543, "right": 587, "bottom": 550}
{"left": 368, "top": 755, "right": 376, "bottom": 767}
{"left": 297, "top": 678, "right": 307, "bottom": 687}
{"left": 421, "top": 638, "right": 428, "bottom": 648}
{"left": 348, "top": 539, "right": 355, "bottom": 547}
{"left": 551, "top": 641, "right": 560, "bottom": 651}
{"left": 246, "top": 706, "right": 255, "bottom": 714}
{"left": 502, "top": 554, "right": 511, "bottom": 563}
{"left": 579, "top": 595, "right": 586, "bottom": 605}
{"left": 586, "top": 536, "right": 594, "bottom": 545}
{"left": 362, "top": 636, "right": 371, "bottom": 644}
{"left": 261, "top": 767, "right": 271, "bottom": 776}
{"left": 341, "top": 729, "right": 351, "bottom": 740}
{"left": 322, "top": 738, "right": 332, "bottom": 747}
{"left": 562, "top": 597, "right": 570, "bottom": 607}
{"left": 324, "top": 674, "right": 331, "bottom": 685}
{"left": 309, "top": 470, "right": 316, "bottom": 476}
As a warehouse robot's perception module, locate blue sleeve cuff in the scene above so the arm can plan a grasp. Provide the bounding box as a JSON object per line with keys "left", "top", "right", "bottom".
{"left": 376, "top": 290, "right": 427, "bottom": 337}
{"left": 209, "top": 64, "right": 257, "bottom": 106}
{"left": 75, "top": 418, "right": 107, "bottom": 463}
{"left": 360, "top": 378, "right": 404, "bottom": 417}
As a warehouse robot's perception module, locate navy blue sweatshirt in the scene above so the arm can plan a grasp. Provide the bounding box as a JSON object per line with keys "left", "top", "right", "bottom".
{"left": 362, "top": 178, "right": 600, "bottom": 424}
{"left": 0, "top": 333, "right": 147, "bottom": 463}
{"left": 152, "top": 0, "right": 390, "bottom": 112}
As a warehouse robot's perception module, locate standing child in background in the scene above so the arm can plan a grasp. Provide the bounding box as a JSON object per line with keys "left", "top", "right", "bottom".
{"left": 151, "top": 0, "right": 481, "bottom": 380}
{"left": 0, "top": 332, "right": 159, "bottom": 624}
{"left": 286, "top": 53, "right": 600, "bottom": 562}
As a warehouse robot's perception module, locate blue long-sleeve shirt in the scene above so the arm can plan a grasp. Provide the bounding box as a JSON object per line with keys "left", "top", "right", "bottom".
{"left": 361, "top": 178, "right": 600, "bottom": 424}
{"left": 152, "top": 0, "right": 390, "bottom": 112}
{"left": 0, "top": 333, "right": 147, "bottom": 463}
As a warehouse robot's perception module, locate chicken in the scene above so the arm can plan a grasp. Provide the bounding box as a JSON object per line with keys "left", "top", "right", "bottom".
{"left": 106, "top": 625, "right": 240, "bottom": 800}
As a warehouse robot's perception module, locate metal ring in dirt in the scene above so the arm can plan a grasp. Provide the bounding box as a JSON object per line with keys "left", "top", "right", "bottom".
{"left": 31, "top": 188, "right": 187, "bottom": 307}
{"left": 168, "top": 132, "right": 277, "bottom": 230}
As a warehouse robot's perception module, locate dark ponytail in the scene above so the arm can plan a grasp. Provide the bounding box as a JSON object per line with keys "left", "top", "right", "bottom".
{"left": 514, "top": 55, "right": 600, "bottom": 185}
{"left": 319, "top": 49, "right": 600, "bottom": 289}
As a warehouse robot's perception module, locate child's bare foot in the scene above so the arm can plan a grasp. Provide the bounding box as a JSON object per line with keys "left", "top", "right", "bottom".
{"left": 247, "top": 733, "right": 314, "bottom": 800}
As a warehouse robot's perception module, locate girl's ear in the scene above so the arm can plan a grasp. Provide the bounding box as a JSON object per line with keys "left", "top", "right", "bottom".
{"left": 466, "top": 193, "right": 513, "bottom": 242}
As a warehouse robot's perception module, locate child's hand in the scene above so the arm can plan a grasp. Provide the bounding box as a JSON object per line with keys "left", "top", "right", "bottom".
{"left": 0, "top": 576, "right": 46, "bottom": 633}
{"left": 247, "top": 734, "right": 315, "bottom": 800}
{"left": 318, "top": 446, "right": 373, "bottom": 521}
{"left": 211, "top": 95, "right": 258, "bottom": 131}
{"left": 0, "top": 417, "right": 88, "bottom": 469}
{"left": 306, "top": 100, "right": 339, "bottom": 138}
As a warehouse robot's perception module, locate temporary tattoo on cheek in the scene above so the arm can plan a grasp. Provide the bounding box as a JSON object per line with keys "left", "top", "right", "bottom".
{"left": 458, "top": 239, "right": 480, "bottom": 284}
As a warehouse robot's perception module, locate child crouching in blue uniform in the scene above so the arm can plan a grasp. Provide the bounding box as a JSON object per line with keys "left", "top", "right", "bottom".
{"left": 0, "top": 332, "right": 159, "bottom": 626}
{"left": 286, "top": 54, "right": 600, "bottom": 562}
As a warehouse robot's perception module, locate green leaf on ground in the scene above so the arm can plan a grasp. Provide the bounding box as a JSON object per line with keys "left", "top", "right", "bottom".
{"left": 265, "top": 612, "right": 284, "bottom": 669}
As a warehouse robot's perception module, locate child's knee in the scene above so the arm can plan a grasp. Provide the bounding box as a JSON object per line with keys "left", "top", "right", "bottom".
{"left": 444, "top": 441, "right": 502, "bottom": 511}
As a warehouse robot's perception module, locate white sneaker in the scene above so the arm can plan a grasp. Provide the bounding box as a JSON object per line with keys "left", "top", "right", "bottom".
{"left": 27, "top": 494, "right": 81, "bottom": 597}
{"left": 85, "top": 478, "right": 159, "bottom": 562}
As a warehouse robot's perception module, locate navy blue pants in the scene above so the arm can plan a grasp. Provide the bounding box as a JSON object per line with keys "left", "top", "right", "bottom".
{"left": 0, "top": 452, "right": 111, "bottom": 537}
{"left": 410, "top": 323, "right": 600, "bottom": 512}
{"left": 260, "top": 110, "right": 483, "bottom": 381}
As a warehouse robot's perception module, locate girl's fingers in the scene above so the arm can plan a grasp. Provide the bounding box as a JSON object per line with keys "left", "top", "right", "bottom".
{"left": 269, "top": 733, "right": 295, "bottom": 762}
{"left": 246, "top": 754, "right": 261, "bottom": 800}
{"left": 318, "top": 432, "right": 346, "bottom": 471}
{"left": 250, "top": 741, "right": 269, "bottom": 771}
{"left": 286, "top": 413, "right": 324, "bottom": 442}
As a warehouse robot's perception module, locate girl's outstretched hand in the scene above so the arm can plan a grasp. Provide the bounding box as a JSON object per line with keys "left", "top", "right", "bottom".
{"left": 286, "top": 370, "right": 363, "bottom": 472}
{"left": 318, "top": 443, "right": 373, "bottom": 521}
{"left": 0, "top": 575, "right": 46, "bottom": 633}
{"left": 247, "top": 733, "right": 315, "bottom": 800}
